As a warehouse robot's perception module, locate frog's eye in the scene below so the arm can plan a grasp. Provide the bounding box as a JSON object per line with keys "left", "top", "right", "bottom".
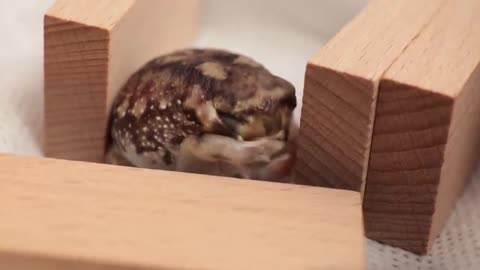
{"left": 216, "top": 112, "right": 245, "bottom": 137}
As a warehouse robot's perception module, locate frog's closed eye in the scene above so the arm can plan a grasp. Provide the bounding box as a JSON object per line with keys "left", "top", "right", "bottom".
{"left": 217, "top": 111, "right": 245, "bottom": 138}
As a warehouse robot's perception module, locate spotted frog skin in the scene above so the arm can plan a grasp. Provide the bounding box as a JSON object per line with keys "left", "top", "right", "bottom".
{"left": 107, "top": 48, "right": 296, "bottom": 181}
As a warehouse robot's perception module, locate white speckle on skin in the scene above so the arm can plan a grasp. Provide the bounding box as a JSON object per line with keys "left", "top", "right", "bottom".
{"left": 196, "top": 62, "right": 227, "bottom": 80}
{"left": 116, "top": 99, "right": 129, "bottom": 118}
{"left": 176, "top": 99, "right": 181, "bottom": 105}
{"left": 159, "top": 100, "right": 167, "bottom": 110}
{"left": 142, "top": 126, "right": 149, "bottom": 132}
{"left": 132, "top": 98, "right": 147, "bottom": 118}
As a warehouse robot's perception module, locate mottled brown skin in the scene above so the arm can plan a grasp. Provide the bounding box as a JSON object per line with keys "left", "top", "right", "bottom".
{"left": 108, "top": 48, "right": 296, "bottom": 181}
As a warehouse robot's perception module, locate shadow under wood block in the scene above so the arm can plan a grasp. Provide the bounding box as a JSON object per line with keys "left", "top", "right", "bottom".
{"left": 0, "top": 154, "right": 364, "bottom": 270}
{"left": 364, "top": 0, "right": 480, "bottom": 254}
{"left": 296, "top": 0, "right": 446, "bottom": 191}
{"left": 44, "top": 0, "right": 199, "bottom": 162}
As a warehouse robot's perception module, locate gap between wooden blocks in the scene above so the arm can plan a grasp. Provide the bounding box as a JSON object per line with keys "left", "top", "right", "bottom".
{"left": 297, "top": 0, "right": 480, "bottom": 254}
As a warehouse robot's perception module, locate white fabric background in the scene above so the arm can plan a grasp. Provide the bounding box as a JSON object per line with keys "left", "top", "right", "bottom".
{"left": 0, "top": 1, "right": 479, "bottom": 269}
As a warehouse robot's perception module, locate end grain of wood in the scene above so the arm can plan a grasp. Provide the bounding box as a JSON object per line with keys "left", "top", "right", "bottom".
{"left": 296, "top": 0, "right": 446, "bottom": 191}
{"left": 364, "top": 0, "right": 480, "bottom": 254}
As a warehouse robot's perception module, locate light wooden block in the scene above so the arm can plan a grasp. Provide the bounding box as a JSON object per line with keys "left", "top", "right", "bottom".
{"left": 295, "top": 0, "right": 445, "bottom": 191}
{"left": 44, "top": 0, "right": 199, "bottom": 162}
{"left": 297, "top": 0, "right": 480, "bottom": 254}
{"left": 0, "top": 154, "right": 364, "bottom": 270}
{"left": 364, "top": 0, "right": 480, "bottom": 254}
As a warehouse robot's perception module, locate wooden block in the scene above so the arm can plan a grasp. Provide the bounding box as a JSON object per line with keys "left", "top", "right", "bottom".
{"left": 0, "top": 155, "right": 364, "bottom": 270}
{"left": 364, "top": 0, "right": 480, "bottom": 254}
{"left": 296, "top": 0, "right": 446, "bottom": 190}
{"left": 44, "top": 0, "right": 199, "bottom": 162}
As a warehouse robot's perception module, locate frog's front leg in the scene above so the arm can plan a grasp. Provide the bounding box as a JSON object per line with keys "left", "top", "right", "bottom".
{"left": 178, "top": 134, "right": 285, "bottom": 171}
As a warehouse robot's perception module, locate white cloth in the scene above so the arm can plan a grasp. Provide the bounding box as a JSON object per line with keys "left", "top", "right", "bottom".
{"left": 0, "top": 1, "right": 478, "bottom": 269}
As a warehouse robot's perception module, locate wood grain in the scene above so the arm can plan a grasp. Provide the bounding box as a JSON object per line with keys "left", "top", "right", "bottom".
{"left": 296, "top": 0, "right": 446, "bottom": 191}
{"left": 0, "top": 154, "right": 364, "bottom": 270}
{"left": 44, "top": 0, "right": 199, "bottom": 162}
{"left": 364, "top": 0, "right": 480, "bottom": 254}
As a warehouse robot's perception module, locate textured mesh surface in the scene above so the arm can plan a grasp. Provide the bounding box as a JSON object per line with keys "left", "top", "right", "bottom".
{"left": 367, "top": 174, "right": 480, "bottom": 270}
{"left": 1, "top": 1, "right": 479, "bottom": 269}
